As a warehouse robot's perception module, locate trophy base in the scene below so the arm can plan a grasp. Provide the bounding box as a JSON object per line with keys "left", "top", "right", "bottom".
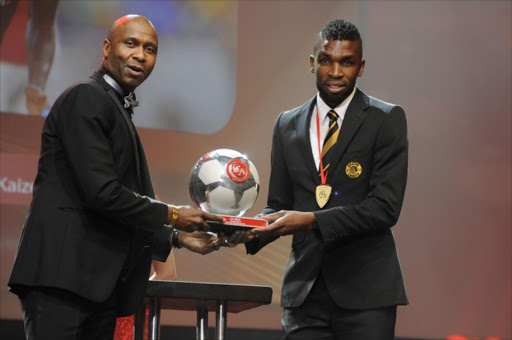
{"left": 207, "top": 215, "right": 268, "bottom": 235}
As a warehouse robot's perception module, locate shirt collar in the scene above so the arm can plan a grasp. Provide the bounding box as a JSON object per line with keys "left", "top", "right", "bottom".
{"left": 103, "top": 73, "right": 127, "bottom": 97}
{"left": 315, "top": 87, "right": 357, "bottom": 123}
{"left": 103, "top": 73, "right": 139, "bottom": 109}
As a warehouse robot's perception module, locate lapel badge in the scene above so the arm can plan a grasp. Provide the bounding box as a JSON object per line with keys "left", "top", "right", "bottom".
{"left": 345, "top": 162, "right": 362, "bottom": 178}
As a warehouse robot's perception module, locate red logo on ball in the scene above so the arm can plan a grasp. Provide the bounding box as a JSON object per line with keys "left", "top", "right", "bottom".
{"left": 227, "top": 159, "right": 250, "bottom": 183}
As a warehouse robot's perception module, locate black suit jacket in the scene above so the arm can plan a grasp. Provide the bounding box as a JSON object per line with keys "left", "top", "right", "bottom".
{"left": 8, "top": 70, "right": 172, "bottom": 316}
{"left": 247, "top": 89, "right": 409, "bottom": 309}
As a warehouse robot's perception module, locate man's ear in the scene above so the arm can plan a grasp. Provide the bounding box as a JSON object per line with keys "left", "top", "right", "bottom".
{"left": 102, "top": 39, "right": 111, "bottom": 58}
{"left": 309, "top": 55, "right": 315, "bottom": 74}
{"left": 358, "top": 59, "right": 366, "bottom": 77}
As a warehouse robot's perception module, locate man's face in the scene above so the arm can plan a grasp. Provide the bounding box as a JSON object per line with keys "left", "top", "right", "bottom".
{"left": 103, "top": 18, "right": 158, "bottom": 92}
{"left": 310, "top": 39, "right": 365, "bottom": 108}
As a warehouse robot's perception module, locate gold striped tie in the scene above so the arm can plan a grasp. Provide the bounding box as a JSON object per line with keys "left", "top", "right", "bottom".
{"left": 320, "top": 110, "right": 340, "bottom": 178}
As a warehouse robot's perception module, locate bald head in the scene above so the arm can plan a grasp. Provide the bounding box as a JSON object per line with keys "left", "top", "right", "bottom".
{"left": 107, "top": 15, "right": 157, "bottom": 43}
{"left": 102, "top": 15, "right": 159, "bottom": 92}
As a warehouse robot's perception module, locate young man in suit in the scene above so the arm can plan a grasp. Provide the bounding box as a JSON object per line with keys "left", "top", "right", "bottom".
{"left": 242, "top": 19, "right": 409, "bottom": 339}
{"left": 8, "top": 15, "right": 225, "bottom": 340}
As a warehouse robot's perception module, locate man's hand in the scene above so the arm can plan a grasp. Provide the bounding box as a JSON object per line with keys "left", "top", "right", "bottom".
{"left": 221, "top": 230, "right": 257, "bottom": 247}
{"left": 251, "top": 211, "right": 315, "bottom": 236}
{"left": 168, "top": 205, "right": 224, "bottom": 232}
{"left": 179, "top": 231, "right": 223, "bottom": 255}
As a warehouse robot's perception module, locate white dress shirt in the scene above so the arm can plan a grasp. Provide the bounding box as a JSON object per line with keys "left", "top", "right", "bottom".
{"left": 309, "top": 88, "right": 357, "bottom": 170}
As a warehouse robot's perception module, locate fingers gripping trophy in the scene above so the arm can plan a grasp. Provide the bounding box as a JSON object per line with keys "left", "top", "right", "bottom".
{"left": 189, "top": 149, "right": 267, "bottom": 235}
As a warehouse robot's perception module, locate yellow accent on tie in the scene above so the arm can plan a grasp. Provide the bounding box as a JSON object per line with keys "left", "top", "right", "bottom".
{"left": 321, "top": 129, "right": 340, "bottom": 157}
{"left": 320, "top": 110, "right": 339, "bottom": 177}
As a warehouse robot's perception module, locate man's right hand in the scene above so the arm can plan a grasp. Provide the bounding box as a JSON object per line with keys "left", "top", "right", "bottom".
{"left": 168, "top": 205, "right": 224, "bottom": 232}
{"left": 179, "top": 231, "right": 223, "bottom": 255}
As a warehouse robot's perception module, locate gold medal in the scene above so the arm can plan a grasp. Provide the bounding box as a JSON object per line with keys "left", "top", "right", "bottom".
{"left": 314, "top": 105, "right": 333, "bottom": 209}
{"left": 316, "top": 184, "right": 332, "bottom": 208}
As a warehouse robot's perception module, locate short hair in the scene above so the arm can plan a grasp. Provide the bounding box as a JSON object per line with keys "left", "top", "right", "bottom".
{"left": 314, "top": 19, "right": 363, "bottom": 55}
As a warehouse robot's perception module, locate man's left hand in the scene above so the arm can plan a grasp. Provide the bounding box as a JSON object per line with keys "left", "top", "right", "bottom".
{"left": 251, "top": 211, "right": 315, "bottom": 236}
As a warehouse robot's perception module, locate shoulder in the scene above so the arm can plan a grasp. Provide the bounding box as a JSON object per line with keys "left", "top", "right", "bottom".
{"left": 356, "top": 91, "right": 408, "bottom": 140}
{"left": 68, "top": 78, "right": 109, "bottom": 99}
{"left": 54, "top": 76, "right": 102, "bottom": 98}
{"left": 276, "top": 96, "right": 315, "bottom": 125}
{"left": 54, "top": 78, "right": 112, "bottom": 110}
{"left": 368, "top": 95, "right": 397, "bottom": 113}
{"left": 47, "top": 77, "right": 117, "bottom": 128}
{"left": 358, "top": 90, "right": 405, "bottom": 116}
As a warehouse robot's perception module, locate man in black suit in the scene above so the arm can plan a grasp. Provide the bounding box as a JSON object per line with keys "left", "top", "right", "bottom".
{"left": 8, "top": 15, "right": 224, "bottom": 340}
{"left": 243, "top": 19, "right": 409, "bottom": 339}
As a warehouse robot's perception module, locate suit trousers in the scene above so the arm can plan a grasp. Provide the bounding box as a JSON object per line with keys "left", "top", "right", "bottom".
{"left": 19, "top": 286, "right": 118, "bottom": 340}
{"left": 282, "top": 274, "right": 397, "bottom": 340}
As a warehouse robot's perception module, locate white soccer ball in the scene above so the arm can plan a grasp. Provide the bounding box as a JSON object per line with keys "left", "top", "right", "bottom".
{"left": 189, "top": 149, "right": 260, "bottom": 216}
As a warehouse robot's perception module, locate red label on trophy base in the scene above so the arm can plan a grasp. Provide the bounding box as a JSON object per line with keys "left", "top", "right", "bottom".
{"left": 206, "top": 215, "right": 267, "bottom": 235}
{"left": 219, "top": 215, "right": 268, "bottom": 227}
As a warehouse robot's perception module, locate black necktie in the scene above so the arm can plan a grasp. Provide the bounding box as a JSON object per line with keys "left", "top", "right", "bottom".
{"left": 320, "top": 110, "right": 340, "bottom": 177}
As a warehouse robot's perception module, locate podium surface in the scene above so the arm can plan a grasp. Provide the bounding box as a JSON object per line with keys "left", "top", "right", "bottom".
{"left": 135, "top": 280, "right": 273, "bottom": 340}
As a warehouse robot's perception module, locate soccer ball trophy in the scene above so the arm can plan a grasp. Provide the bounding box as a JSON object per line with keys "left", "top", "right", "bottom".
{"left": 189, "top": 149, "right": 267, "bottom": 234}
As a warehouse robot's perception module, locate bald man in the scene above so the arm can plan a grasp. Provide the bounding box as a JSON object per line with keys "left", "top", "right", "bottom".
{"left": 8, "top": 15, "right": 224, "bottom": 340}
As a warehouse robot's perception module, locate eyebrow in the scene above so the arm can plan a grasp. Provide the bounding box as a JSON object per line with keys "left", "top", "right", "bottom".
{"left": 317, "top": 52, "right": 355, "bottom": 60}
{"left": 124, "top": 37, "right": 158, "bottom": 48}
{"left": 341, "top": 55, "right": 355, "bottom": 60}
{"left": 318, "top": 51, "right": 331, "bottom": 58}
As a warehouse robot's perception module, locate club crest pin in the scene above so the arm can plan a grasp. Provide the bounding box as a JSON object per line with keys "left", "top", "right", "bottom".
{"left": 345, "top": 162, "right": 362, "bottom": 178}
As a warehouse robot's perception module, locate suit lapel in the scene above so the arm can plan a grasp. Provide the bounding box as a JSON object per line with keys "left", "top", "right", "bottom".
{"left": 90, "top": 71, "right": 142, "bottom": 190}
{"left": 135, "top": 137, "right": 156, "bottom": 197}
{"left": 107, "top": 89, "right": 143, "bottom": 191}
{"left": 294, "top": 97, "right": 321, "bottom": 184}
{"left": 328, "top": 89, "right": 369, "bottom": 182}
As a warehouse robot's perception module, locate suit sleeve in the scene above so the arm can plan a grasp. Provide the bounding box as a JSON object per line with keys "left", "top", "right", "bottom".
{"left": 151, "top": 226, "right": 173, "bottom": 261}
{"left": 53, "top": 83, "right": 168, "bottom": 232}
{"left": 315, "top": 106, "right": 408, "bottom": 245}
{"left": 246, "top": 113, "right": 291, "bottom": 254}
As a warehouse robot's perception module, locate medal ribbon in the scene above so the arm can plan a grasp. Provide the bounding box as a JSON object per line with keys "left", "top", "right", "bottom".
{"left": 316, "top": 105, "right": 327, "bottom": 185}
